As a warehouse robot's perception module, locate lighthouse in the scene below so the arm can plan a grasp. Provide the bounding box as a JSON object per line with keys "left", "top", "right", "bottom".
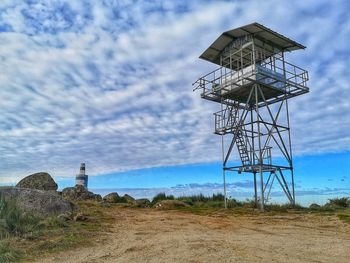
{"left": 75, "top": 163, "right": 88, "bottom": 188}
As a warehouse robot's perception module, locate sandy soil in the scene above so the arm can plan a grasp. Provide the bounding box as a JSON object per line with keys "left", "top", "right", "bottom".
{"left": 36, "top": 208, "right": 350, "bottom": 263}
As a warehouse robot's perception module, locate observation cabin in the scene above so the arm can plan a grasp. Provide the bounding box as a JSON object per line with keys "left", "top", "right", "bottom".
{"left": 193, "top": 23, "right": 309, "bottom": 210}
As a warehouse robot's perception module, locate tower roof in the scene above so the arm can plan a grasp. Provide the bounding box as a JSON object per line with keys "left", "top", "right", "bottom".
{"left": 199, "top": 22, "right": 305, "bottom": 66}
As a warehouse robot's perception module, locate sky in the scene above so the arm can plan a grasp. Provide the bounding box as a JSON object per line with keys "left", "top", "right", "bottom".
{"left": 0, "top": 0, "right": 349, "bottom": 205}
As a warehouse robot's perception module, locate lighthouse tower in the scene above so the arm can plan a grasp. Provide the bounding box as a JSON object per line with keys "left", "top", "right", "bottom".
{"left": 75, "top": 163, "right": 88, "bottom": 188}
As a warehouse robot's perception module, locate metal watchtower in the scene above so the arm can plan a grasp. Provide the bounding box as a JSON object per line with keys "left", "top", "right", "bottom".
{"left": 193, "top": 23, "right": 309, "bottom": 210}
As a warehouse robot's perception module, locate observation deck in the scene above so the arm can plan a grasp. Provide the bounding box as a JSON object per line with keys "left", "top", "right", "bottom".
{"left": 193, "top": 22, "right": 309, "bottom": 107}
{"left": 193, "top": 58, "right": 309, "bottom": 106}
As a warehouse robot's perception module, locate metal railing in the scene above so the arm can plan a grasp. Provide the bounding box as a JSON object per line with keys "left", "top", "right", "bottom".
{"left": 247, "top": 146, "right": 272, "bottom": 166}
{"left": 193, "top": 55, "right": 308, "bottom": 98}
{"left": 260, "top": 55, "right": 309, "bottom": 88}
{"left": 214, "top": 106, "right": 239, "bottom": 134}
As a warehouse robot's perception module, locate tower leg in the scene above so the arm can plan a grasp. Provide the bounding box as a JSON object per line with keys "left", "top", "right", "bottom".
{"left": 223, "top": 168, "right": 227, "bottom": 209}
{"left": 254, "top": 84, "right": 264, "bottom": 211}
{"left": 259, "top": 166, "right": 264, "bottom": 211}
{"left": 220, "top": 99, "right": 227, "bottom": 209}
{"left": 253, "top": 172, "right": 258, "bottom": 208}
{"left": 291, "top": 169, "right": 296, "bottom": 207}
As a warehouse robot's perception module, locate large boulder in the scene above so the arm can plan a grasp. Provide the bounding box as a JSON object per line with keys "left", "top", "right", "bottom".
{"left": 103, "top": 192, "right": 120, "bottom": 203}
{"left": 16, "top": 172, "right": 58, "bottom": 191}
{"left": 62, "top": 185, "right": 102, "bottom": 202}
{"left": 0, "top": 187, "right": 73, "bottom": 217}
{"left": 123, "top": 194, "right": 136, "bottom": 204}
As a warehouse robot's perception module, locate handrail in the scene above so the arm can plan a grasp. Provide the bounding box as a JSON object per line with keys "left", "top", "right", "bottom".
{"left": 194, "top": 56, "right": 308, "bottom": 98}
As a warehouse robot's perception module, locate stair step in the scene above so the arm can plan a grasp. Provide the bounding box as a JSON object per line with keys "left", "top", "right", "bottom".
{"left": 235, "top": 130, "right": 251, "bottom": 166}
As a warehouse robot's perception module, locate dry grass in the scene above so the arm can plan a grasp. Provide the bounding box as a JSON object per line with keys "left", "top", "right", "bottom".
{"left": 5, "top": 196, "right": 350, "bottom": 262}
{"left": 1, "top": 200, "right": 113, "bottom": 262}
{"left": 32, "top": 203, "right": 350, "bottom": 263}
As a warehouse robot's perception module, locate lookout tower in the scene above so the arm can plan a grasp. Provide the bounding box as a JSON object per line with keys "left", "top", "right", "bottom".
{"left": 193, "top": 23, "right": 309, "bottom": 210}
{"left": 75, "top": 163, "right": 88, "bottom": 188}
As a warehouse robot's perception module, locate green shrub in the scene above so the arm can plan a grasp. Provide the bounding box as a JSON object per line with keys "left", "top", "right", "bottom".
{"left": 264, "top": 203, "right": 304, "bottom": 212}
{"left": 227, "top": 198, "right": 243, "bottom": 208}
{"left": 309, "top": 203, "right": 321, "bottom": 210}
{"left": 176, "top": 193, "right": 226, "bottom": 203}
{"left": 265, "top": 203, "right": 290, "bottom": 212}
{"left": 0, "top": 240, "right": 22, "bottom": 263}
{"left": 176, "top": 194, "right": 241, "bottom": 208}
{"left": 152, "top": 193, "right": 174, "bottom": 205}
{"left": 326, "top": 197, "right": 349, "bottom": 208}
{"left": 242, "top": 199, "right": 256, "bottom": 208}
{"left": 177, "top": 194, "right": 208, "bottom": 203}
{"left": 212, "top": 193, "right": 225, "bottom": 202}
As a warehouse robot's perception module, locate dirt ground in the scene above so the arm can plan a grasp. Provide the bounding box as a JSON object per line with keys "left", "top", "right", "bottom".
{"left": 35, "top": 207, "right": 350, "bottom": 263}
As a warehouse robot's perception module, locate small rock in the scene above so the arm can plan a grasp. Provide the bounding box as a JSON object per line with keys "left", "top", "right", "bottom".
{"left": 74, "top": 213, "right": 88, "bottom": 222}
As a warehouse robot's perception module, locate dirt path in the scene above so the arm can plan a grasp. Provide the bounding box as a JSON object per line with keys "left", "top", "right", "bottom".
{"left": 37, "top": 208, "right": 350, "bottom": 263}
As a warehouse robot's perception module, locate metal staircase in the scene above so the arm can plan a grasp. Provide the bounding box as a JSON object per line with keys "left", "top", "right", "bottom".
{"left": 214, "top": 105, "right": 251, "bottom": 166}
{"left": 235, "top": 131, "right": 251, "bottom": 166}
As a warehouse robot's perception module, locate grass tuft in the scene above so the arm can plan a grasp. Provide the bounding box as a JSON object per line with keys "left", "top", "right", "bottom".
{"left": 0, "top": 193, "right": 41, "bottom": 238}
{"left": 0, "top": 240, "right": 22, "bottom": 263}
{"left": 40, "top": 216, "right": 69, "bottom": 229}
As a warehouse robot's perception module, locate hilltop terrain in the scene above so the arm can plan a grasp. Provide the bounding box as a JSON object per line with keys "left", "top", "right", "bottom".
{"left": 32, "top": 204, "right": 350, "bottom": 263}
{"left": 1, "top": 173, "right": 349, "bottom": 263}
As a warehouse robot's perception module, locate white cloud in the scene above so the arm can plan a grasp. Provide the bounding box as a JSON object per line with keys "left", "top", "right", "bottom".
{"left": 0, "top": 0, "right": 349, "bottom": 184}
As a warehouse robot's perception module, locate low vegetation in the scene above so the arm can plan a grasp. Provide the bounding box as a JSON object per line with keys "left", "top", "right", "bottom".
{"left": 108, "top": 192, "right": 350, "bottom": 213}
{"left": 326, "top": 197, "right": 349, "bottom": 208}
{"left": 151, "top": 192, "right": 174, "bottom": 205}
{"left": 0, "top": 240, "right": 22, "bottom": 263}
{"left": 0, "top": 194, "right": 41, "bottom": 240}
{"left": 149, "top": 194, "right": 350, "bottom": 218}
{"left": 0, "top": 194, "right": 110, "bottom": 262}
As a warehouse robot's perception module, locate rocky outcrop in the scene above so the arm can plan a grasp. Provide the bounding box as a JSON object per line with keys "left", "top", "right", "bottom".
{"left": 103, "top": 192, "right": 120, "bottom": 203}
{"left": 0, "top": 187, "right": 73, "bottom": 217}
{"left": 16, "top": 172, "right": 58, "bottom": 191}
{"left": 62, "top": 185, "right": 102, "bottom": 202}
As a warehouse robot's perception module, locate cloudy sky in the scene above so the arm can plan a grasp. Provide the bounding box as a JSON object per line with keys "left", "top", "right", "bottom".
{"left": 0, "top": 0, "right": 349, "bottom": 204}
